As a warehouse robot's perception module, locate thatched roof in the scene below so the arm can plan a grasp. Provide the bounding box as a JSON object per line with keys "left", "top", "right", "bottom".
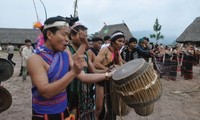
{"left": 0, "top": 28, "right": 40, "bottom": 44}
{"left": 97, "top": 23, "right": 133, "bottom": 41}
{"left": 176, "top": 17, "right": 200, "bottom": 43}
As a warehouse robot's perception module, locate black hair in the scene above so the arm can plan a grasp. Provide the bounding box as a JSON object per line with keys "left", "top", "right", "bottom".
{"left": 25, "top": 39, "right": 31, "bottom": 43}
{"left": 70, "top": 25, "right": 87, "bottom": 37}
{"left": 111, "top": 30, "right": 125, "bottom": 43}
{"left": 128, "top": 37, "right": 137, "bottom": 43}
{"left": 92, "top": 37, "right": 103, "bottom": 42}
{"left": 165, "top": 45, "right": 169, "bottom": 49}
{"left": 103, "top": 35, "right": 111, "bottom": 41}
{"left": 42, "top": 16, "right": 68, "bottom": 41}
{"left": 87, "top": 38, "right": 92, "bottom": 42}
{"left": 143, "top": 37, "right": 149, "bottom": 42}
{"left": 43, "top": 27, "right": 59, "bottom": 41}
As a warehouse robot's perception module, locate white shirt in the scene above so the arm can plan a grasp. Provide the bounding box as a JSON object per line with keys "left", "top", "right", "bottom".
{"left": 101, "top": 43, "right": 110, "bottom": 49}
{"left": 22, "top": 46, "right": 33, "bottom": 67}
{"left": 7, "top": 45, "right": 14, "bottom": 54}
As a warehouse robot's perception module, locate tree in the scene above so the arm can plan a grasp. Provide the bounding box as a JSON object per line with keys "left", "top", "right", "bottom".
{"left": 150, "top": 18, "right": 164, "bottom": 44}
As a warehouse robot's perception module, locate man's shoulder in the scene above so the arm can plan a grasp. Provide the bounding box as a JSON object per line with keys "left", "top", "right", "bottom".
{"left": 22, "top": 46, "right": 29, "bottom": 50}
{"left": 28, "top": 53, "right": 43, "bottom": 62}
{"left": 99, "top": 46, "right": 109, "bottom": 54}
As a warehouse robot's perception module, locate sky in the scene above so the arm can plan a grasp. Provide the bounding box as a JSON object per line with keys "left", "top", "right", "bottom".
{"left": 0, "top": 0, "right": 200, "bottom": 38}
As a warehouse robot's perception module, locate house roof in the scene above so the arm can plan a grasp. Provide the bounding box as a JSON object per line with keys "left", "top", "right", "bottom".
{"left": 0, "top": 28, "right": 40, "bottom": 44}
{"left": 176, "top": 17, "right": 200, "bottom": 43}
{"left": 97, "top": 23, "right": 133, "bottom": 41}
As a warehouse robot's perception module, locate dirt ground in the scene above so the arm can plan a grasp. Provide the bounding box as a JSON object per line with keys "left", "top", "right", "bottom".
{"left": 0, "top": 51, "right": 200, "bottom": 120}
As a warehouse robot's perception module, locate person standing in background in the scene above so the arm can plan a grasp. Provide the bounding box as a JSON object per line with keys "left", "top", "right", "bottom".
{"left": 18, "top": 43, "right": 26, "bottom": 76}
{"left": 121, "top": 37, "right": 138, "bottom": 62}
{"left": 87, "top": 37, "right": 103, "bottom": 63}
{"left": 137, "top": 38, "right": 153, "bottom": 62}
{"left": 101, "top": 35, "right": 111, "bottom": 49}
{"left": 6, "top": 42, "right": 16, "bottom": 66}
{"left": 22, "top": 39, "right": 33, "bottom": 81}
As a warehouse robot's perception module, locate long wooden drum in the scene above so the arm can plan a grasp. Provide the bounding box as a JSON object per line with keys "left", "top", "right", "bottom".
{"left": 110, "top": 81, "right": 130, "bottom": 116}
{"left": 112, "top": 58, "right": 162, "bottom": 116}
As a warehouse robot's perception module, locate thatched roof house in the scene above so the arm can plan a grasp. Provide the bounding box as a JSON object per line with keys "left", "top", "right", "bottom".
{"left": 176, "top": 17, "right": 200, "bottom": 46}
{"left": 0, "top": 28, "right": 40, "bottom": 47}
{"left": 97, "top": 23, "right": 133, "bottom": 41}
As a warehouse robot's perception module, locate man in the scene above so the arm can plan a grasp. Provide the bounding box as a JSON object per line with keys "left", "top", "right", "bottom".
{"left": 19, "top": 40, "right": 34, "bottom": 76}
{"left": 67, "top": 24, "right": 112, "bottom": 120}
{"left": 21, "top": 39, "right": 33, "bottom": 81}
{"left": 27, "top": 16, "right": 113, "bottom": 120}
{"left": 6, "top": 42, "right": 16, "bottom": 66}
{"left": 18, "top": 44, "right": 26, "bottom": 76}
{"left": 137, "top": 37, "right": 153, "bottom": 62}
{"left": 143, "top": 37, "right": 150, "bottom": 48}
{"left": 87, "top": 37, "right": 103, "bottom": 62}
{"left": 121, "top": 37, "right": 138, "bottom": 62}
{"left": 94, "top": 31, "right": 125, "bottom": 120}
{"left": 100, "top": 35, "right": 111, "bottom": 49}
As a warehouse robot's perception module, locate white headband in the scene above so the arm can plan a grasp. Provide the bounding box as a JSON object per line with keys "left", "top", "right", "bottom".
{"left": 111, "top": 32, "right": 124, "bottom": 39}
{"left": 71, "top": 22, "right": 82, "bottom": 29}
{"left": 43, "top": 21, "right": 69, "bottom": 30}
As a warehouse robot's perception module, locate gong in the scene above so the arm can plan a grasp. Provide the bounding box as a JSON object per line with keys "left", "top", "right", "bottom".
{"left": 0, "top": 58, "right": 14, "bottom": 82}
{"left": 0, "top": 86, "right": 12, "bottom": 113}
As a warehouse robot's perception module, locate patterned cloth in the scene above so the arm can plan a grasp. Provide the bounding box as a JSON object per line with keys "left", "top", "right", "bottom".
{"left": 67, "top": 44, "right": 95, "bottom": 120}
{"left": 163, "top": 54, "right": 171, "bottom": 76}
{"left": 184, "top": 54, "right": 195, "bottom": 80}
{"left": 35, "top": 33, "right": 45, "bottom": 49}
{"left": 169, "top": 54, "right": 178, "bottom": 80}
{"left": 32, "top": 46, "right": 69, "bottom": 114}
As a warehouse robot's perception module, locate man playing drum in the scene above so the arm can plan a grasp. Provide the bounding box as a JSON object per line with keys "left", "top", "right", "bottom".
{"left": 94, "top": 31, "right": 125, "bottom": 120}
{"left": 28, "top": 16, "right": 114, "bottom": 120}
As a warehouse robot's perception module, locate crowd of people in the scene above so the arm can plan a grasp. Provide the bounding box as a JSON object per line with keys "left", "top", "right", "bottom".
{"left": 3, "top": 16, "right": 200, "bottom": 120}
{"left": 152, "top": 43, "right": 200, "bottom": 81}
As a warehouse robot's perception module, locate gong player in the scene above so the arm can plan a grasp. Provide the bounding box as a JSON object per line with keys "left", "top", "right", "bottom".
{"left": 94, "top": 31, "right": 125, "bottom": 120}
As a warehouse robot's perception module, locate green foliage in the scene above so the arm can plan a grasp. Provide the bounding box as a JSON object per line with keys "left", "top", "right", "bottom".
{"left": 150, "top": 18, "right": 164, "bottom": 44}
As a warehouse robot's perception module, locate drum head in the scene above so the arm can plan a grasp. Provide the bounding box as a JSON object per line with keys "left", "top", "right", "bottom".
{"left": 0, "top": 86, "right": 12, "bottom": 113}
{"left": 0, "top": 58, "right": 14, "bottom": 82}
{"left": 112, "top": 58, "right": 148, "bottom": 84}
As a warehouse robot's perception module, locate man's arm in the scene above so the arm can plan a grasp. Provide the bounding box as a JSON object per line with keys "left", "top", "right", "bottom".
{"left": 94, "top": 48, "right": 109, "bottom": 70}
{"left": 66, "top": 48, "right": 112, "bottom": 84}
{"left": 137, "top": 45, "right": 151, "bottom": 58}
{"left": 27, "top": 53, "right": 86, "bottom": 99}
{"left": 87, "top": 49, "right": 95, "bottom": 63}
{"left": 19, "top": 46, "right": 24, "bottom": 57}
{"left": 88, "top": 58, "right": 107, "bottom": 73}
{"left": 77, "top": 70, "right": 113, "bottom": 84}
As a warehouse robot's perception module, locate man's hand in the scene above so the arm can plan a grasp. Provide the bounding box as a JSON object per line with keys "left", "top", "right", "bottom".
{"left": 72, "top": 54, "right": 88, "bottom": 74}
{"left": 78, "top": 31, "right": 89, "bottom": 48}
